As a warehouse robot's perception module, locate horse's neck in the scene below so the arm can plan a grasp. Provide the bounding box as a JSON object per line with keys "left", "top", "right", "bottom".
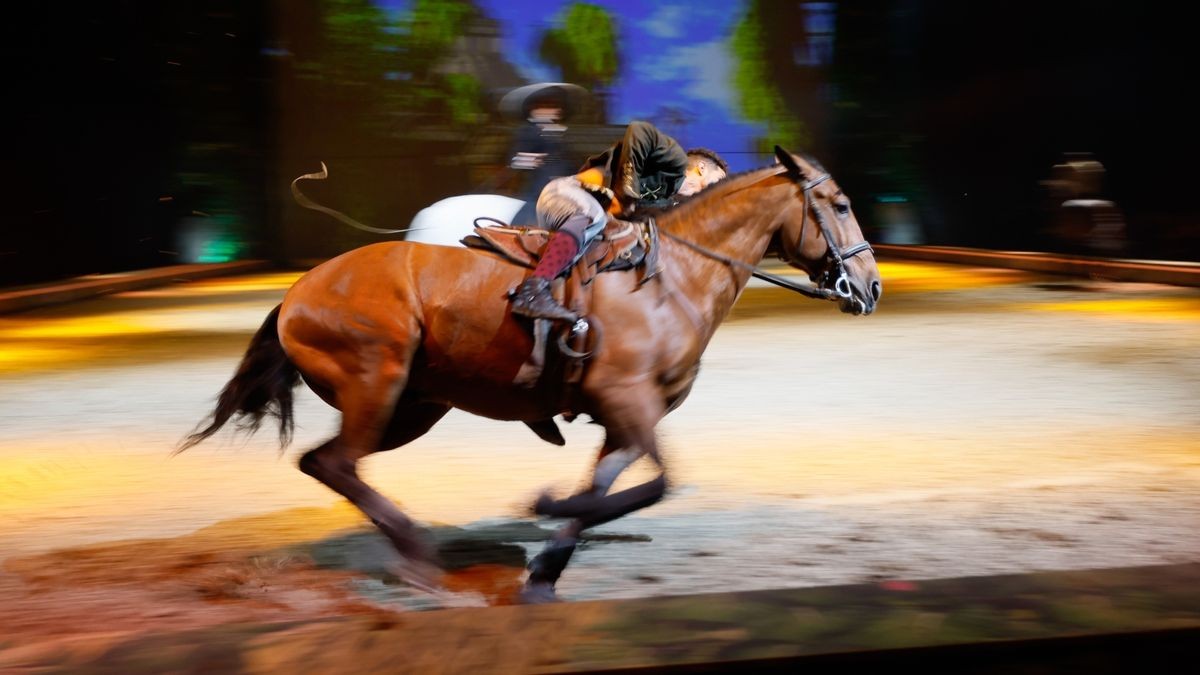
{"left": 657, "top": 172, "right": 786, "bottom": 336}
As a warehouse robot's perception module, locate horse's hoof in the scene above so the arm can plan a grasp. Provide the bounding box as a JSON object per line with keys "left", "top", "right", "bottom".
{"left": 532, "top": 491, "right": 556, "bottom": 516}
{"left": 518, "top": 581, "right": 561, "bottom": 604}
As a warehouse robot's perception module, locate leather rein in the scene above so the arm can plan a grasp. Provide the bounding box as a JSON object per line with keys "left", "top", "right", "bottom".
{"left": 657, "top": 172, "right": 873, "bottom": 302}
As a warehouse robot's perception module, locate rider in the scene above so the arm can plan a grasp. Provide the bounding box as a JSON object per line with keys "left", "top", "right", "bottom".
{"left": 510, "top": 121, "right": 729, "bottom": 322}
{"left": 509, "top": 88, "right": 574, "bottom": 226}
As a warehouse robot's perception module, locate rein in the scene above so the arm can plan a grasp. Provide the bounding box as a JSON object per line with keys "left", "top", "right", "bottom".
{"left": 658, "top": 227, "right": 833, "bottom": 300}
{"left": 656, "top": 171, "right": 873, "bottom": 302}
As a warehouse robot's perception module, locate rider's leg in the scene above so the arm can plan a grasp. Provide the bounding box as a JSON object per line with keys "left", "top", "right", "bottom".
{"left": 532, "top": 214, "right": 589, "bottom": 280}
{"left": 512, "top": 177, "right": 605, "bottom": 321}
{"left": 512, "top": 215, "right": 589, "bottom": 321}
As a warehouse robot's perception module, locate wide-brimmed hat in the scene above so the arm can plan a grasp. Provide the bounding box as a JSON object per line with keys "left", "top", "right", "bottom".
{"left": 498, "top": 82, "right": 589, "bottom": 120}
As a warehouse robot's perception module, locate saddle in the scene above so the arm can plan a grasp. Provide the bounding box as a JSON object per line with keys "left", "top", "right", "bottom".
{"left": 462, "top": 217, "right": 663, "bottom": 390}
{"left": 462, "top": 217, "right": 661, "bottom": 284}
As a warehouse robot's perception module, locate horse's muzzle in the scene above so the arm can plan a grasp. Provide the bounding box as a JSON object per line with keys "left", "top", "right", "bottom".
{"left": 838, "top": 278, "right": 881, "bottom": 316}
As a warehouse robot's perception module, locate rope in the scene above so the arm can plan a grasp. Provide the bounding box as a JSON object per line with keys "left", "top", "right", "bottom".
{"left": 290, "top": 162, "right": 429, "bottom": 236}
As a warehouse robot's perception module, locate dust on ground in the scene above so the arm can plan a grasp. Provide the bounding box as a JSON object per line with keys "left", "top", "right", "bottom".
{"left": 2, "top": 264, "right": 1199, "bottom": 660}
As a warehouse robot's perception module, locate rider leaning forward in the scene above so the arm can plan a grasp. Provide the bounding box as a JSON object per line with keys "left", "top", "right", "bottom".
{"left": 510, "top": 120, "right": 729, "bottom": 322}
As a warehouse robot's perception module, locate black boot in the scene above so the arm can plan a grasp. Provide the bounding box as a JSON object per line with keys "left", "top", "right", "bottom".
{"left": 511, "top": 277, "right": 578, "bottom": 322}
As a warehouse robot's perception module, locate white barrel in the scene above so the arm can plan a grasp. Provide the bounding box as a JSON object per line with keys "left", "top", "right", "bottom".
{"left": 405, "top": 194, "right": 526, "bottom": 247}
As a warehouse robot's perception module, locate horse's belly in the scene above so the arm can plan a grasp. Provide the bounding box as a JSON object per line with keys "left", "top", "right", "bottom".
{"left": 407, "top": 365, "right": 553, "bottom": 421}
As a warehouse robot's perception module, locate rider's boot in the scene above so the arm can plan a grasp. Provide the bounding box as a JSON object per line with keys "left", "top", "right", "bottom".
{"left": 511, "top": 276, "right": 577, "bottom": 322}
{"left": 511, "top": 215, "right": 588, "bottom": 322}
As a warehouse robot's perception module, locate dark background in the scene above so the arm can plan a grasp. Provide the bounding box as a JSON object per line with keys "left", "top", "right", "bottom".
{"left": 6, "top": 1, "right": 1195, "bottom": 286}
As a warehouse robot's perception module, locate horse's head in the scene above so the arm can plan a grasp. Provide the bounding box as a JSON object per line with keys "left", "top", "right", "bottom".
{"left": 771, "top": 146, "right": 882, "bottom": 315}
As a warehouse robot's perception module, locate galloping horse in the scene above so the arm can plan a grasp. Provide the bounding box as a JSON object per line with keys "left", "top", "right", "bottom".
{"left": 180, "top": 147, "right": 882, "bottom": 601}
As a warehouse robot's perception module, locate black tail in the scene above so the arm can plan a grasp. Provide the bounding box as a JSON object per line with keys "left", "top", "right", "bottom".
{"left": 176, "top": 304, "right": 300, "bottom": 453}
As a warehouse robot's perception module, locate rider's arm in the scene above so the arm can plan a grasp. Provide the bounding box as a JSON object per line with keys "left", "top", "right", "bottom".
{"left": 510, "top": 124, "right": 547, "bottom": 170}
{"left": 576, "top": 167, "right": 623, "bottom": 214}
{"left": 512, "top": 152, "right": 546, "bottom": 170}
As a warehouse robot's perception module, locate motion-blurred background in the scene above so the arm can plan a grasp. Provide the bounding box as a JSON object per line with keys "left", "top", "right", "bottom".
{"left": 8, "top": 0, "right": 1195, "bottom": 286}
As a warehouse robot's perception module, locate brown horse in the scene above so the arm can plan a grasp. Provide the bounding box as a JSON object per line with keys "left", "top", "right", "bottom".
{"left": 180, "top": 147, "right": 881, "bottom": 602}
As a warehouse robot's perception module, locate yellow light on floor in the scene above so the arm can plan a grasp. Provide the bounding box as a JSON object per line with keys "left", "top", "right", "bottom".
{"left": 1, "top": 316, "right": 154, "bottom": 340}
{"left": 1026, "top": 298, "right": 1200, "bottom": 321}
{"left": 0, "top": 343, "right": 84, "bottom": 369}
{"left": 0, "top": 302, "right": 273, "bottom": 342}
{"left": 121, "top": 272, "right": 304, "bottom": 298}
{"left": 878, "top": 261, "right": 1032, "bottom": 293}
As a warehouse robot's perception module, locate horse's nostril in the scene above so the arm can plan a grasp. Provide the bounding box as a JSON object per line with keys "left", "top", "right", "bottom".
{"left": 870, "top": 280, "right": 882, "bottom": 302}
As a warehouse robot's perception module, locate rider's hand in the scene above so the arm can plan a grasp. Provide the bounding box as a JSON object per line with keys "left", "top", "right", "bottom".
{"left": 512, "top": 152, "right": 546, "bottom": 170}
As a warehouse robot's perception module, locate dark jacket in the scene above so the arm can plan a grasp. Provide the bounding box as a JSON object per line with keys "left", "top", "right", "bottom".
{"left": 511, "top": 120, "right": 573, "bottom": 225}
{"left": 512, "top": 121, "right": 574, "bottom": 182}
{"left": 580, "top": 121, "right": 688, "bottom": 209}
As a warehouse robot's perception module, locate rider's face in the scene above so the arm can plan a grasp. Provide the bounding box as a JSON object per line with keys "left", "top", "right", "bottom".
{"left": 678, "top": 161, "right": 725, "bottom": 196}
{"left": 529, "top": 105, "right": 562, "bottom": 123}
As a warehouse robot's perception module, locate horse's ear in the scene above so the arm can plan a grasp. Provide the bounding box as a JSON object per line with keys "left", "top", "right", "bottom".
{"left": 774, "top": 145, "right": 803, "bottom": 178}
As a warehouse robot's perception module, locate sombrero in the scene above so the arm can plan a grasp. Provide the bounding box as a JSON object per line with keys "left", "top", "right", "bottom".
{"left": 497, "top": 82, "right": 590, "bottom": 120}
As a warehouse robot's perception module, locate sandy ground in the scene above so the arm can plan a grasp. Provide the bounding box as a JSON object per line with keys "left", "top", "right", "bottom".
{"left": 1, "top": 264, "right": 1199, "bottom": 657}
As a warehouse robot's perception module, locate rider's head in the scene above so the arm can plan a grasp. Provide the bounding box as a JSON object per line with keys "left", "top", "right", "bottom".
{"left": 679, "top": 148, "right": 729, "bottom": 196}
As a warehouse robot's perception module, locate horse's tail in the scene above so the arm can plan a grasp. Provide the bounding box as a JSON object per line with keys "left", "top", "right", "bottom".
{"left": 176, "top": 304, "right": 299, "bottom": 453}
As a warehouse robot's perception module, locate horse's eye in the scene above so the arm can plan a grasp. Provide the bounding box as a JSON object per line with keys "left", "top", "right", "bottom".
{"left": 834, "top": 202, "right": 850, "bottom": 216}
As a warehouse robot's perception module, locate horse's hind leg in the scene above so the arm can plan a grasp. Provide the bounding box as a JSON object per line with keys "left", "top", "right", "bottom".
{"left": 300, "top": 437, "right": 434, "bottom": 559}
{"left": 298, "top": 360, "right": 448, "bottom": 580}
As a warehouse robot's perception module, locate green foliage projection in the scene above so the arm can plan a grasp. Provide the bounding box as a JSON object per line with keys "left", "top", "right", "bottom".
{"left": 288, "top": 0, "right": 484, "bottom": 133}
{"left": 538, "top": 3, "right": 620, "bottom": 118}
{"left": 730, "top": 0, "right": 808, "bottom": 153}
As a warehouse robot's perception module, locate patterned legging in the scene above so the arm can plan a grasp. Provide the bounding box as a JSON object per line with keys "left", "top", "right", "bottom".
{"left": 530, "top": 177, "right": 608, "bottom": 279}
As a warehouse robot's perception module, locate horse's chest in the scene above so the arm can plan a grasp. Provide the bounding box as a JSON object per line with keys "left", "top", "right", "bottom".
{"left": 662, "top": 361, "right": 701, "bottom": 406}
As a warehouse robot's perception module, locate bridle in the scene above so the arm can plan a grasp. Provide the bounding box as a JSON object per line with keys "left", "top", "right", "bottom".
{"left": 784, "top": 172, "right": 874, "bottom": 301}
{"left": 658, "top": 171, "right": 873, "bottom": 303}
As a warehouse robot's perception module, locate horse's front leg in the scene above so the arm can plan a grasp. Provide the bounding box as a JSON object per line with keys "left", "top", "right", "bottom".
{"left": 521, "top": 443, "right": 645, "bottom": 602}
{"left": 521, "top": 392, "right": 667, "bottom": 603}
